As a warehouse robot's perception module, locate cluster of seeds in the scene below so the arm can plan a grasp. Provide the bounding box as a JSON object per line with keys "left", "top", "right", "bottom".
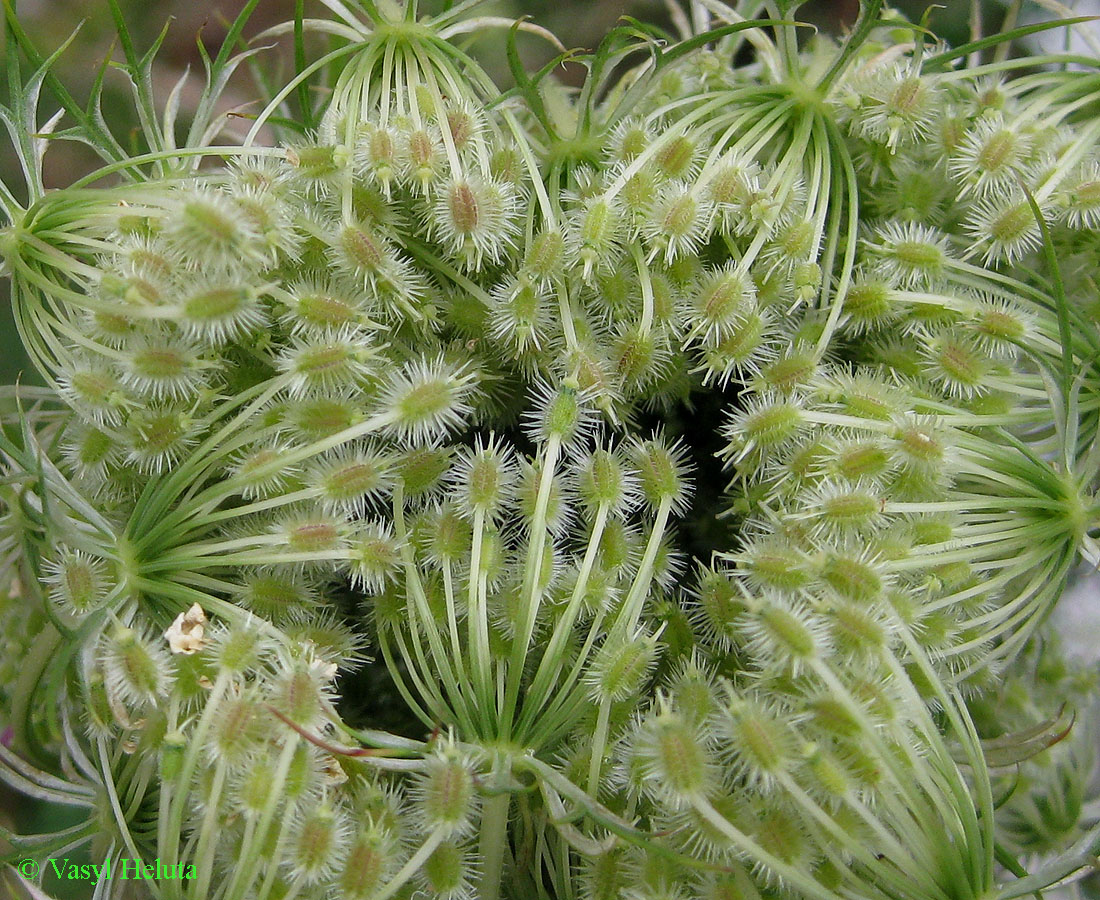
{"left": 1, "top": 2, "right": 1099, "bottom": 900}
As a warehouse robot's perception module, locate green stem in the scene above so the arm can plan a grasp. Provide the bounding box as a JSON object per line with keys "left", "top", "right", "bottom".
{"left": 374, "top": 830, "right": 447, "bottom": 900}
{"left": 477, "top": 789, "right": 512, "bottom": 900}
{"left": 816, "top": 0, "right": 885, "bottom": 94}
{"left": 586, "top": 697, "right": 612, "bottom": 797}
{"left": 501, "top": 435, "right": 562, "bottom": 738}
{"left": 393, "top": 485, "right": 477, "bottom": 735}
{"left": 617, "top": 498, "right": 672, "bottom": 636}
{"left": 164, "top": 671, "right": 231, "bottom": 881}
{"left": 191, "top": 760, "right": 228, "bottom": 900}
{"left": 518, "top": 502, "right": 609, "bottom": 732}
{"left": 467, "top": 507, "right": 493, "bottom": 716}
{"left": 691, "top": 796, "right": 838, "bottom": 900}
{"left": 222, "top": 736, "right": 299, "bottom": 900}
